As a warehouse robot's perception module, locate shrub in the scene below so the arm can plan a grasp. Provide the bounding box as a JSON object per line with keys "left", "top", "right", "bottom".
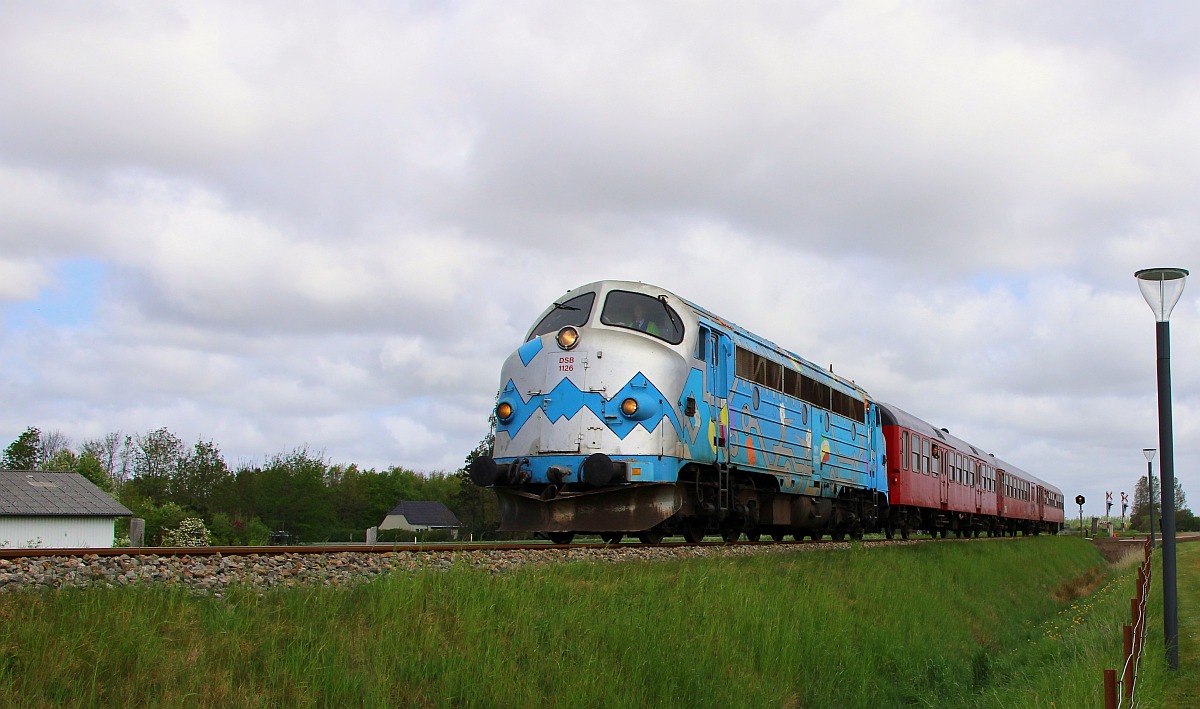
{"left": 162, "top": 517, "right": 212, "bottom": 547}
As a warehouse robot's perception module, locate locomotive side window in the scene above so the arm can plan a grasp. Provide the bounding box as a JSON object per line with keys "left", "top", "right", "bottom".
{"left": 784, "top": 367, "right": 801, "bottom": 398}
{"left": 600, "top": 290, "right": 685, "bottom": 344}
{"left": 735, "top": 347, "right": 783, "bottom": 390}
{"left": 528, "top": 292, "right": 596, "bottom": 341}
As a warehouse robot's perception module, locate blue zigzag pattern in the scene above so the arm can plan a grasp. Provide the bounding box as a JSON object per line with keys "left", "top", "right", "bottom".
{"left": 498, "top": 373, "right": 683, "bottom": 441}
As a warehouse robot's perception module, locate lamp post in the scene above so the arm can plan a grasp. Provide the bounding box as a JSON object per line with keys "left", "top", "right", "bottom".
{"left": 1135, "top": 266, "right": 1188, "bottom": 671}
{"left": 1143, "top": 448, "right": 1156, "bottom": 549}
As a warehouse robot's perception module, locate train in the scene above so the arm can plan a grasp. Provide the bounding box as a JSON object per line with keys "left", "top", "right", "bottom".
{"left": 469, "top": 280, "right": 1065, "bottom": 543}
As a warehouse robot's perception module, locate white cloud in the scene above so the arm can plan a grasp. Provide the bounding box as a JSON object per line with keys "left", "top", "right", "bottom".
{"left": 1, "top": 1, "right": 1199, "bottom": 510}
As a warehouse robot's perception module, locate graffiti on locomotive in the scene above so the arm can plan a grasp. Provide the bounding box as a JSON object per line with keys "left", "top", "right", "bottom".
{"left": 469, "top": 280, "right": 1066, "bottom": 544}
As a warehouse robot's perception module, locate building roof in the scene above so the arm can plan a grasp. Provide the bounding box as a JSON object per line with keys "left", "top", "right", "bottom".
{"left": 384, "top": 500, "right": 461, "bottom": 528}
{"left": 0, "top": 471, "right": 132, "bottom": 517}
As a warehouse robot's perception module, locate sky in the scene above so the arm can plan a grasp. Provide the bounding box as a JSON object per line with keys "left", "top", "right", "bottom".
{"left": 2, "top": 1, "right": 1199, "bottom": 519}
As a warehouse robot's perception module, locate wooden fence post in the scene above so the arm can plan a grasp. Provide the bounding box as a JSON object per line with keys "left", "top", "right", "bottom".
{"left": 1123, "top": 625, "right": 1134, "bottom": 699}
{"left": 1104, "top": 669, "right": 1118, "bottom": 709}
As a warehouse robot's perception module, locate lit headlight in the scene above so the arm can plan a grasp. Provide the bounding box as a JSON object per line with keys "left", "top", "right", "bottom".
{"left": 496, "top": 402, "right": 514, "bottom": 421}
{"left": 556, "top": 327, "right": 579, "bottom": 350}
{"left": 620, "top": 398, "right": 639, "bottom": 416}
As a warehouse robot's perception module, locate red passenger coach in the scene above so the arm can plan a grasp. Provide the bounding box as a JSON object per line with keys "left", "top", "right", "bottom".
{"left": 877, "top": 403, "right": 1064, "bottom": 538}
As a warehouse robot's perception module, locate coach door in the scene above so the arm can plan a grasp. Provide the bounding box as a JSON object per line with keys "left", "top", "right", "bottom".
{"left": 1035, "top": 485, "right": 1045, "bottom": 521}
{"left": 936, "top": 446, "right": 949, "bottom": 507}
{"left": 975, "top": 461, "right": 983, "bottom": 512}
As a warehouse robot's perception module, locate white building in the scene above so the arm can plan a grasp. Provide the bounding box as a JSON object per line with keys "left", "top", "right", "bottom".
{"left": 379, "top": 500, "right": 462, "bottom": 538}
{"left": 0, "top": 471, "right": 132, "bottom": 549}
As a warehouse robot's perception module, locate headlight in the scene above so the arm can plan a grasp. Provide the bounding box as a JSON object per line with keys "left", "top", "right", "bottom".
{"left": 621, "top": 398, "right": 638, "bottom": 416}
{"left": 556, "top": 327, "right": 579, "bottom": 350}
{"left": 496, "top": 402, "right": 514, "bottom": 421}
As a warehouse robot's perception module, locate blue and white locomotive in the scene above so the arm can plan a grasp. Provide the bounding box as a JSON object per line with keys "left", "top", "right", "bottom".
{"left": 469, "top": 280, "right": 888, "bottom": 543}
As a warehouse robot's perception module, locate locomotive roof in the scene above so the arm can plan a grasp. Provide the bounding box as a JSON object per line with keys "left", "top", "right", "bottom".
{"left": 553, "top": 280, "right": 869, "bottom": 398}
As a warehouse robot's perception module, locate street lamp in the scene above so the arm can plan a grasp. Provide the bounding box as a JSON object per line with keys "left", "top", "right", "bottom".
{"left": 1143, "top": 448, "right": 1156, "bottom": 549}
{"left": 1135, "top": 266, "right": 1188, "bottom": 671}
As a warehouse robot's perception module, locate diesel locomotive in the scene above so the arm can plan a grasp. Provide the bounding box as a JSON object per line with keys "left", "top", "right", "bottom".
{"left": 469, "top": 280, "right": 1064, "bottom": 543}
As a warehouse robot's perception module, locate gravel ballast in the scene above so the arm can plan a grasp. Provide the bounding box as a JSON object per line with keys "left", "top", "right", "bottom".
{"left": 0, "top": 542, "right": 884, "bottom": 595}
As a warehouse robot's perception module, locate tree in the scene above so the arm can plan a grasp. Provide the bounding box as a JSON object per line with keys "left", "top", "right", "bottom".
{"left": 3, "top": 427, "right": 41, "bottom": 470}
{"left": 42, "top": 448, "right": 77, "bottom": 472}
{"left": 174, "top": 439, "right": 232, "bottom": 516}
{"left": 454, "top": 413, "right": 501, "bottom": 539}
{"left": 255, "top": 447, "right": 336, "bottom": 542}
{"left": 80, "top": 432, "right": 129, "bottom": 486}
{"left": 1130, "top": 475, "right": 1191, "bottom": 531}
{"left": 37, "top": 430, "right": 71, "bottom": 468}
{"left": 1131, "top": 475, "right": 1160, "bottom": 532}
{"left": 125, "top": 428, "right": 186, "bottom": 505}
{"left": 74, "top": 452, "right": 115, "bottom": 493}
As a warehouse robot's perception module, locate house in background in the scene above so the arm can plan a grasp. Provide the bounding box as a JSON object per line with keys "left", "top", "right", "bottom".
{"left": 379, "top": 501, "right": 462, "bottom": 539}
{"left": 0, "top": 471, "right": 132, "bottom": 549}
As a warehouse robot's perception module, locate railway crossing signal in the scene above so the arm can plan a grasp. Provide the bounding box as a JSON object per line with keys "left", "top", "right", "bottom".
{"left": 1075, "top": 495, "right": 1085, "bottom": 534}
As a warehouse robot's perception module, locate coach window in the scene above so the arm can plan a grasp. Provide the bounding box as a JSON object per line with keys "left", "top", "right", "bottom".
{"left": 901, "top": 432, "right": 909, "bottom": 470}
{"left": 922, "top": 439, "right": 931, "bottom": 475}
{"left": 910, "top": 435, "right": 920, "bottom": 472}
{"left": 600, "top": 290, "right": 685, "bottom": 345}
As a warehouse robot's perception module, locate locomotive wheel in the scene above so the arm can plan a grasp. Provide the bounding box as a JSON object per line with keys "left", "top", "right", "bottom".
{"left": 600, "top": 533, "right": 623, "bottom": 545}
{"left": 771, "top": 532, "right": 787, "bottom": 542}
{"left": 745, "top": 532, "right": 762, "bottom": 542}
{"left": 682, "top": 519, "right": 706, "bottom": 543}
{"left": 938, "top": 528, "right": 948, "bottom": 539}
{"left": 721, "top": 528, "right": 741, "bottom": 543}
{"left": 851, "top": 528, "right": 864, "bottom": 541}
{"left": 810, "top": 531, "right": 824, "bottom": 541}
{"left": 547, "top": 532, "right": 575, "bottom": 545}
{"left": 637, "top": 530, "right": 665, "bottom": 544}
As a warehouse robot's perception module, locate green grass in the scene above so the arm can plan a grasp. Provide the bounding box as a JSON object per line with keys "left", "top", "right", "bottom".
{"left": 0, "top": 537, "right": 1144, "bottom": 708}
{"left": 1162, "top": 541, "right": 1200, "bottom": 707}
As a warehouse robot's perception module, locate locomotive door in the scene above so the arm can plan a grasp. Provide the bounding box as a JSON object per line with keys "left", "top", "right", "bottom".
{"left": 696, "top": 323, "right": 729, "bottom": 467}
{"left": 708, "top": 329, "right": 732, "bottom": 467}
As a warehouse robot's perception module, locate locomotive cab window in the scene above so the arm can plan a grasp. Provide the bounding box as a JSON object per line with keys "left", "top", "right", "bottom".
{"left": 528, "top": 292, "right": 596, "bottom": 341}
{"left": 600, "top": 290, "right": 685, "bottom": 344}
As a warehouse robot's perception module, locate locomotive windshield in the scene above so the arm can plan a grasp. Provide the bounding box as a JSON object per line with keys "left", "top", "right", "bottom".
{"left": 527, "top": 292, "right": 596, "bottom": 341}
{"left": 600, "top": 290, "right": 685, "bottom": 344}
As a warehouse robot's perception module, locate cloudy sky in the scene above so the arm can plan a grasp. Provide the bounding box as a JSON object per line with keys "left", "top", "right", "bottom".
{"left": 2, "top": 1, "right": 1198, "bottom": 517}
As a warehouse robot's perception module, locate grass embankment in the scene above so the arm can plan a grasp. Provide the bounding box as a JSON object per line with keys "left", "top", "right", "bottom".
{"left": 0, "top": 537, "right": 1138, "bottom": 708}
{"left": 1163, "top": 541, "right": 1200, "bottom": 707}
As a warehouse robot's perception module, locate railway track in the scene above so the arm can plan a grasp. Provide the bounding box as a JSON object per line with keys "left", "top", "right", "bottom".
{"left": 0, "top": 534, "right": 969, "bottom": 560}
